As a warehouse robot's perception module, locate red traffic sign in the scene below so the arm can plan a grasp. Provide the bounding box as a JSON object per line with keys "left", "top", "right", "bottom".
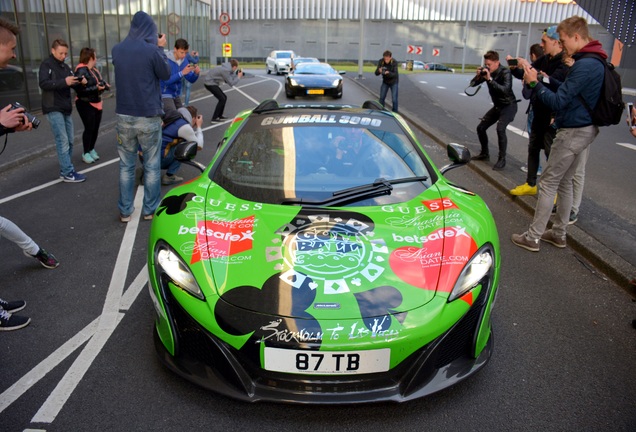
{"left": 407, "top": 45, "right": 423, "bottom": 55}
{"left": 432, "top": 48, "right": 440, "bottom": 57}
{"left": 219, "top": 12, "right": 230, "bottom": 24}
{"left": 416, "top": 46, "right": 423, "bottom": 55}
{"left": 220, "top": 23, "right": 230, "bottom": 36}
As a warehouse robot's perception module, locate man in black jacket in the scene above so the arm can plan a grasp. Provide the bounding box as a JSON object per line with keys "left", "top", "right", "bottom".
{"left": 39, "top": 39, "right": 87, "bottom": 182}
{"left": 509, "top": 25, "right": 569, "bottom": 196}
{"left": 375, "top": 50, "right": 399, "bottom": 113}
{"left": 472, "top": 50, "right": 518, "bottom": 170}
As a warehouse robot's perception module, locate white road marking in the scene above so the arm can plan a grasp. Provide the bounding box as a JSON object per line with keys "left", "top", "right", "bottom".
{"left": 459, "top": 93, "right": 468, "bottom": 97}
{"left": 436, "top": 86, "right": 446, "bottom": 89}
{"left": 0, "top": 265, "right": 148, "bottom": 416}
{"left": 617, "top": 142, "right": 636, "bottom": 151}
{"left": 507, "top": 124, "right": 529, "bottom": 139}
{"left": 31, "top": 187, "right": 144, "bottom": 424}
{"left": 419, "top": 81, "right": 427, "bottom": 84}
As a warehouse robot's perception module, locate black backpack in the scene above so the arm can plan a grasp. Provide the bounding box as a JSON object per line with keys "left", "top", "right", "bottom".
{"left": 577, "top": 53, "right": 625, "bottom": 127}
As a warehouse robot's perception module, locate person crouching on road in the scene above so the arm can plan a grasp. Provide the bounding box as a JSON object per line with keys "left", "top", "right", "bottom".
{"left": 204, "top": 59, "right": 243, "bottom": 123}
{"left": 160, "top": 105, "right": 204, "bottom": 185}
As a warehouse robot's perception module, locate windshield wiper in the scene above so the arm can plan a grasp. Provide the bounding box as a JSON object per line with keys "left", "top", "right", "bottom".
{"left": 281, "top": 176, "right": 428, "bottom": 207}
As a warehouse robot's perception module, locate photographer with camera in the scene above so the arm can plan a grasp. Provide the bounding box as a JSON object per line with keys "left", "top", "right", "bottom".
{"left": 204, "top": 59, "right": 243, "bottom": 123}
{"left": 374, "top": 50, "right": 399, "bottom": 113}
{"left": 74, "top": 47, "right": 110, "bottom": 164}
{"left": 472, "top": 50, "right": 518, "bottom": 170}
{"left": 39, "top": 39, "right": 88, "bottom": 183}
{"left": 0, "top": 18, "right": 60, "bottom": 331}
{"left": 161, "top": 38, "right": 200, "bottom": 112}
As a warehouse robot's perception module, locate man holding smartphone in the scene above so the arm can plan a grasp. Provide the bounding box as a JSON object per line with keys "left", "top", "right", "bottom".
{"left": 161, "top": 38, "right": 200, "bottom": 112}
{"left": 39, "top": 39, "right": 88, "bottom": 182}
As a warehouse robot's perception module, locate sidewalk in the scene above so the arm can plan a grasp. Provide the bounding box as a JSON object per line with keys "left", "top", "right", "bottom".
{"left": 1, "top": 74, "right": 634, "bottom": 296}
{"left": 349, "top": 72, "right": 636, "bottom": 296}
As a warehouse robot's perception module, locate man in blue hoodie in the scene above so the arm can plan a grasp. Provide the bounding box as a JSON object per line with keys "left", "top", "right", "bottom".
{"left": 161, "top": 38, "right": 200, "bottom": 111}
{"left": 512, "top": 16, "right": 604, "bottom": 252}
{"left": 112, "top": 11, "right": 171, "bottom": 223}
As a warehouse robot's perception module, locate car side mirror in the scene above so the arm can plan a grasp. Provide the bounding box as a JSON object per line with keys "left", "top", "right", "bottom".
{"left": 174, "top": 141, "right": 206, "bottom": 172}
{"left": 440, "top": 143, "right": 471, "bottom": 174}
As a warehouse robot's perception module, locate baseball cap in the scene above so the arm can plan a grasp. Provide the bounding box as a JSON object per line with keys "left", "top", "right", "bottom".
{"left": 543, "top": 25, "right": 559, "bottom": 40}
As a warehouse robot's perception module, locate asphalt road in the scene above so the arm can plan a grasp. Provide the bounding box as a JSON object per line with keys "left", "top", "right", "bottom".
{"left": 0, "top": 69, "right": 635, "bottom": 431}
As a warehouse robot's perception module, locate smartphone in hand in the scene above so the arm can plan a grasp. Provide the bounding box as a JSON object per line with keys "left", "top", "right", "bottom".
{"left": 628, "top": 102, "right": 635, "bottom": 129}
{"left": 507, "top": 58, "right": 518, "bottom": 67}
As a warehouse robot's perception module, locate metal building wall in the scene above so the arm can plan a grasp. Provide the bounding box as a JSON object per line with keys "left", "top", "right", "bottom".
{"left": 211, "top": 0, "right": 596, "bottom": 23}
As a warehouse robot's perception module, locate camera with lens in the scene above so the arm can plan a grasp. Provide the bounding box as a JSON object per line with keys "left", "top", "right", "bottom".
{"left": 479, "top": 67, "right": 489, "bottom": 76}
{"left": 9, "top": 102, "right": 40, "bottom": 129}
{"left": 381, "top": 66, "right": 388, "bottom": 73}
{"left": 237, "top": 68, "right": 242, "bottom": 74}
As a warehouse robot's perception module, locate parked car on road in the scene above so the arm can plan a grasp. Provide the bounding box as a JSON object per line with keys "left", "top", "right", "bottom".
{"left": 401, "top": 60, "right": 426, "bottom": 70}
{"left": 424, "top": 62, "right": 455, "bottom": 73}
{"left": 266, "top": 50, "right": 296, "bottom": 75}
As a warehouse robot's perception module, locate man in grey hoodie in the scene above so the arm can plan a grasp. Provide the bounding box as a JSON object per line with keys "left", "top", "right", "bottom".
{"left": 204, "top": 59, "right": 243, "bottom": 123}
{"left": 112, "top": 11, "right": 171, "bottom": 223}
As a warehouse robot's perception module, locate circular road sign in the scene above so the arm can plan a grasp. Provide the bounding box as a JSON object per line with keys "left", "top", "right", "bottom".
{"left": 220, "top": 23, "right": 230, "bottom": 36}
{"left": 219, "top": 12, "right": 230, "bottom": 24}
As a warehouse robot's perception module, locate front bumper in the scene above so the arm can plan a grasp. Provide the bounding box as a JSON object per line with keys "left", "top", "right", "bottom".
{"left": 153, "top": 277, "right": 495, "bottom": 404}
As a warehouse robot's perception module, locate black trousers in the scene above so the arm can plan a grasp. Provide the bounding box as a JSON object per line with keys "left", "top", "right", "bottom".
{"left": 204, "top": 84, "right": 227, "bottom": 120}
{"left": 476, "top": 103, "right": 518, "bottom": 159}
{"left": 75, "top": 99, "right": 103, "bottom": 154}
{"left": 526, "top": 123, "right": 556, "bottom": 186}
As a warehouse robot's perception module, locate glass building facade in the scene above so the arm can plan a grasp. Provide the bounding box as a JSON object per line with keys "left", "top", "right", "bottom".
{"left": 0, "top": 0, "right": 211, "bottom": 111}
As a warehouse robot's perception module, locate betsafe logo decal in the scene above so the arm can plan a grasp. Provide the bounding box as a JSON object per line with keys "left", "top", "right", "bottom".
{"left": 389, "top": 226, "right": 477, "bottom": 291}
{"left": 180, "top": 215, "right": 255, "bottom": 264}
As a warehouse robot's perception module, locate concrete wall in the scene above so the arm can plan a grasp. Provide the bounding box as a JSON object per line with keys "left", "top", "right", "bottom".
{"left": 214, "top": 19, "right": 616, "bottom": 67}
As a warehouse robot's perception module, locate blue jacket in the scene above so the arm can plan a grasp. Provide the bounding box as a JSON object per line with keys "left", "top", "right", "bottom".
{"left": 112, "top": 11, "right": 171, "bottom": 117}
{"left": 160, "top": 50, "right": 199, "bottom": 99}
{"left": 534, "top": 40, "right": 606, "bottom": 128}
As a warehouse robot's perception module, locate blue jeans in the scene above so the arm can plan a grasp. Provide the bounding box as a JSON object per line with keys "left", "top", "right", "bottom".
{"left": 116, "top": 114, "right": 162, "bottom": 217}
{"left": 46, "top": 112, "right": 75, "bottom": 177}
{"left": 182, "top": 78, "right": 192, "bottom": 105}
{"left": 162, "top": 145, "right": 181, "bottom": 175}
{"left": 528, "top": 125, "right": 598, "bottom": 240}
{"left": 379, "top": 82, "right": 398, "bottom": 113}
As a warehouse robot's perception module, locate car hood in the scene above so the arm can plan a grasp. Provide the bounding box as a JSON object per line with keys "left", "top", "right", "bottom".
{"left": 168, "top": 182, "right": 489, "bottom": 321}
{"left": 289, "top": 74, "right": 341, "bottom": 86}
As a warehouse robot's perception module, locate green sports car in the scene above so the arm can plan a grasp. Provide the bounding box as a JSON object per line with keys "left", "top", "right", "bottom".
{"left": 148, "top": 100, "right": 500, "bottom": 403}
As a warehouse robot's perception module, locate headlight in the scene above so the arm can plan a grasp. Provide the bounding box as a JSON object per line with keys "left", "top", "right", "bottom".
{"left": 448, "top": 244, "right": 494, "bottom": 302}
{"left": 155, "top": 243, "right": 204, "bottom": 300}
{"left": 332, "top": 79, "right": 341, "bottom": 87}
{"left": 289, "top": 78, "right": 298, "bottom": 86}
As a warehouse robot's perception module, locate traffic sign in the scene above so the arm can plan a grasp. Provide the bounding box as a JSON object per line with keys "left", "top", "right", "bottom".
{"left": 432, "top": 48, "right": 440, "bottom": 57}
{"left": 407, "top": 45, "right": 423, "bottom": 55}
{"left": 219, "top": 12, "right": 230, "bottom": 24}
{"left": 223, "top": 43, "right": 232, "bottom": 58}
{"left": 220, "top": 23, "right": 230, "bottom": 36}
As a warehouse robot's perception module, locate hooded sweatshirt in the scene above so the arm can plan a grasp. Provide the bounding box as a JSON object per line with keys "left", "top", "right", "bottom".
{"left": 112, "top": 11, "right": 171, "bottom": 117}
{"left": 533, "top": 40, "right": 607, "bottom": 128}
{"left": 160, "top": 50, "right": 199, "bottom": 100}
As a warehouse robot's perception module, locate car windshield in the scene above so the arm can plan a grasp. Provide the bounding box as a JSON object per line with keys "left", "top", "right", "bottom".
{"left": 294, "top": 63, "right": 334, "bottom": 75}
{"left": 276, "top": 52, "right": 293, "bottom": 59}
{"left": 212, "top": 113, "right": 433, "bottom": 206}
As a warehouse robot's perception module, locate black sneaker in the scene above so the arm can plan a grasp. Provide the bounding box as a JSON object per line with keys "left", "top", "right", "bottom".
{"left": 0, "top": 308, "right": 31, "bottom": 331}
{"left": 24, "top": 248, "right": 60, "bottom": 269}
{"left": 0, "top": 298, "right": 26, "bottom": 313}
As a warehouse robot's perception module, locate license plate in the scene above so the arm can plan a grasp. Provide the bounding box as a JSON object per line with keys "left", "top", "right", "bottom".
{"left": 264, "top": 347, "right": 390, "bottom": 374}
{"left": 307, "top": 89, "right": 324, "bottom": 95}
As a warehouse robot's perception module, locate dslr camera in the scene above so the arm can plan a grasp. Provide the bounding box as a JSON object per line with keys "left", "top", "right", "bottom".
{"left": 9, "top": 102, "right": 40, "bottom": 129}
{"left": 479, "top": 67, "right": 489, "bottom": 76}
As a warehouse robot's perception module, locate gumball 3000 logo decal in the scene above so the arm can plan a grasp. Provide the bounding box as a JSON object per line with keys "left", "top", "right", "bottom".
{"left": 389, "top": 226, "right": 477, "bottom": 291}
{"left": 266, "top": 212, "right": 388, "bottom": 295}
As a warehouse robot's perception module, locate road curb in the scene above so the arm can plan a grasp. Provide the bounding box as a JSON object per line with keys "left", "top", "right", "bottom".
{"left": 347, "top": 75, "right": 636, "bottom": 297}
